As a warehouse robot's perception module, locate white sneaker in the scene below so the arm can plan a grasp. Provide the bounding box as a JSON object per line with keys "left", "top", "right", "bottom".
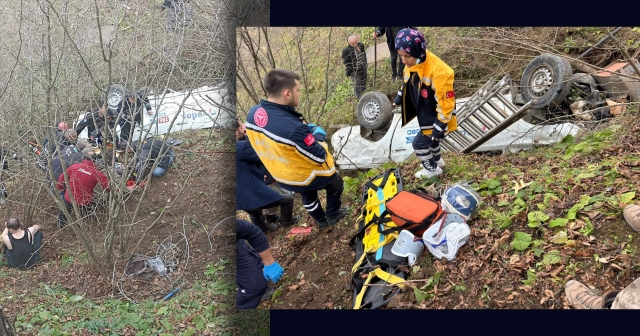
{"left": 415, "top": 166, "right": 443, "bottom": 179}
{"left": 435, "top": 158, "right": 446, "bottom": 168}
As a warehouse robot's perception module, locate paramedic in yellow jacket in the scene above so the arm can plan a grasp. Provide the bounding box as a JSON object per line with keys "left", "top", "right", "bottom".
{"left": 392, "top": 28, "right": 457, "bottom": 179}
{"left": 245, "top": 69, "right": 348, "bottom": 229}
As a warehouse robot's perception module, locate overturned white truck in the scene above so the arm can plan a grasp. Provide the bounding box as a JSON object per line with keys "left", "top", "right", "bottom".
{"left": 331, "top": 75, "right": 582, "bottom": 170}
{"left": 76, "top": 83, "right": 235, "bottom": 140}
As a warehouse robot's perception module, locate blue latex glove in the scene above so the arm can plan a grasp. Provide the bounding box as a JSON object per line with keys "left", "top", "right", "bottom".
{"left": 312, "top": 126, "right": 326, "bottom": 137}
{"left": 263, "top": 261, "right": 284, "bottom": 283}
{"left": 307, "top": 124, "right": 327, "bottom": 136}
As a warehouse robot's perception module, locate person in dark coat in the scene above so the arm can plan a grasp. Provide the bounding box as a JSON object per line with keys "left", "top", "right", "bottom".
{"left": 373, "top": 27, "right": 416, "bottom": 81}
{"left": 0, "top": 146, "right": 12, "bottom": 200}
{"left": 126, "top": 137, "right": 175, "bottom": 184}
{"left": 47, "top": 141, "right": 88, "bottom": 189}
{"left": 236, "top": 218, "right": 283, "bottom": 309}
{"left": 236, "top": 121, "right": 298, "bottom": 232}
{"left": 161, "top": 0, "right": 194, "bottom": 33}
{"left": 43, "top": 123, "right": 77, "bottom": 156}
{"left": 75, "top": 102, "right": 108, "bottom": 137}
{"left": 117, "top": 92, "right": 152, "bottom": 145}
{"left": 342, "top": 35, "right": 368, "bottom": 100}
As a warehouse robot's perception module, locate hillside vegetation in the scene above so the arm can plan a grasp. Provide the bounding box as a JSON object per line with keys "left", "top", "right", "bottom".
{"left": 236, "top": 27, "right": 640, "bottom": 309}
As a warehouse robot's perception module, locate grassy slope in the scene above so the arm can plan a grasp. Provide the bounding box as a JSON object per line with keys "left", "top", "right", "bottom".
{"left": 0, "top": 260, "right": 268, "bottom": 335}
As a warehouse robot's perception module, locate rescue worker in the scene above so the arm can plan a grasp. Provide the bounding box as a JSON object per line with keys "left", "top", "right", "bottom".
{"left": 56, "top": 147, "right": 110, "bottom": 228}
{"left": 236, "top": 218, "right": 283, "bottom": 309}
{"left": 43, "top": 123, "right": 77, "bottom": 155}
{"left": 0, "top": 146, "right": 14, "bottom": 200}
{"left": 245, "top": 69, "right": 347, "bottom": 228}
{"left": 117, "top": 91, "right": 152, "bottom": 145}
{"left": 392, "top": 28, "right": 457, "bottom": 179}
{"left": 75, "top": 101, "right": 108, "bottom": 137}
{"left": 48, "top": 140, "right": 88, "bottom": 185}
{"left": 126, "top": 137, "right": 174, "bottom": 184}
{"left": 236, "top": 120, "right": 299, "bottom": 232}
{"left": 161, "top": 0, "right": 194, "bottom": 33}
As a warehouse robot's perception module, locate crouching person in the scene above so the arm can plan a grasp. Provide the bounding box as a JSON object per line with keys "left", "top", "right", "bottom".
{"left": 126, "top": 137, "right": 175, "bottom": 183}
{"left": 236, "top": 218, "right": 283, "bottom": 309}
{"left": 56, "top": 148, "right": 110, "bottom": 228}
{"left": 1, "top": 218, "right": 42, "bottom": 268}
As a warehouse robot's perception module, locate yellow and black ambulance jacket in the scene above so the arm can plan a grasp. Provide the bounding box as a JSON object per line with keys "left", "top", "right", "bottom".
{"left": 245, "top": 99, "right": 336, "bottom": 193}
{"left": 393, "top": 50, "right": 458, "bottom": 136}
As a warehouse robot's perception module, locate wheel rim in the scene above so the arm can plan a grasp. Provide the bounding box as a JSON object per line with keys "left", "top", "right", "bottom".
{"left": 362, "top": 100, "right": 380, "bottom": 123}
{"left": 528, "top": 65, "right": 554, "bottom": 98}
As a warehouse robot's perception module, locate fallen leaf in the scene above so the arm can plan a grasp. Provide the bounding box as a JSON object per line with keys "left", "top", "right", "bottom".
{"left": 550, "top": 231, "right": 568, "bottom": 244}
{"left": 544, "top": 289, "right": 555, "bottom": 299}
{"left": 511, "top": 180, "right": 533, "bottom": 194}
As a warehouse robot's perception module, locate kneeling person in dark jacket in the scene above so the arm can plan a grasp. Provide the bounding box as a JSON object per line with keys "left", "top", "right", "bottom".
{"left": 127, "top": 137, "right": 175, "bottom": 183}
{"left": 236, "top": 218, "right": 283, "bottom": 309}
{"left": 48, "top": 140, "right": 89, "bottom": 186}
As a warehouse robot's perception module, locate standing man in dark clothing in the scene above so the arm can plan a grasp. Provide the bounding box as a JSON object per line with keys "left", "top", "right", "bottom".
{"left": 56, "top": 148, "right": 110, "bottom": 228}
{"left": 373, "top": 27, "right": 415, "bottom": 81}
{"left": 1, "top": 218, "right": 43, "bottom": 268}
{"left": 342, "top": 35, "right": 368, "bottom": 100}
{"left": 236, "top": 121, "right": 299, "bottom": 232}
{"left": 236, "top": 218, "right": 284, "bottom": 309}
{"left": 0, "top": 147, "right": 14, "bottom": 200}
{"left": 117, "top": 92, "right": 153, "bottom": 145}
{"left": 161, "top": 0, "right": 194, "bottom": 33}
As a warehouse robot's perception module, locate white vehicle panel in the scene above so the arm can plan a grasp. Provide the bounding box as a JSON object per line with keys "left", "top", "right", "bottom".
{"left": 77, "top": 84, "right": 233, "bottom": 140}
{"left": 332, "top": 95, "right": 581, "bottom": 170}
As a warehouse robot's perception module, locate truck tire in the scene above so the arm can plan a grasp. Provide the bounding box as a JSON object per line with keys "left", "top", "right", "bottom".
{"left": 107, "top": 84, "right": 127, "bottom": 117}
{"left": 357, "top": 91, "right": 392, "bottom": 130}
{"left": 520, "top": 54, "right": 573, "bottom": 109}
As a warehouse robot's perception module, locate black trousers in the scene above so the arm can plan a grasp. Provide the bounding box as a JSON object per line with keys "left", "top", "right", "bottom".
{"left": 298, "top": 174, "right": 344, "bottom": 223}
{"left": 245, "top": 194, "right": 294, "bottom": 230}
{"left": 388, "top": 41, "right": 405, "bottom": 78}
{"left": 236, "top": 239, "right": 267, "bottom": 309}
{"left": 57, "top": 198, "right": 94, "bottom": 227}
{"left": 352, "top": 71, "right": 368, "bottom": 100}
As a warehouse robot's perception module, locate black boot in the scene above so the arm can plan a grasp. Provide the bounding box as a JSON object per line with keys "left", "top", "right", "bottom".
{"left": 280, "top": 214, "right": 300, "bottom": 227}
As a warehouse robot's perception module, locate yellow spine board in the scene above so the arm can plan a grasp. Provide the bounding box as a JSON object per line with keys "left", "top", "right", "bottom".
{"left": 359, "top": 173, "right": 400, "bottom": 252}
{"left": 352, "top": 171, "right": 404, "bottom": 309}
{"left": 353, "top": 268, "right": 406, "bottom": 309}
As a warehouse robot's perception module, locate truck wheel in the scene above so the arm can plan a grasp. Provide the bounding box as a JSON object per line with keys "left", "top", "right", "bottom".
{"left": 520, "top": 54, "right": 573, "bottom": 109}
{"left": 357, "top": 91, "right": 392, "bottom": 130}
{"left": 107, "top": 84, "right": 127, "bottom": 117}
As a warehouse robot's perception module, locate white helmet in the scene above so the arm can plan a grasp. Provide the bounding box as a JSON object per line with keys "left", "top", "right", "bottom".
{"left": 441, "top": 183, "right": 482, "bottom": 220}
{"left": 391, "top": 230, "right": 425, "bottom": 266}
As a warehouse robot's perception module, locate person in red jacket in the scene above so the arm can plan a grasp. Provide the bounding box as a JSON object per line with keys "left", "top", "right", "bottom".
{"left": 56, "top": 147, "right": 110, "bottom": 228}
